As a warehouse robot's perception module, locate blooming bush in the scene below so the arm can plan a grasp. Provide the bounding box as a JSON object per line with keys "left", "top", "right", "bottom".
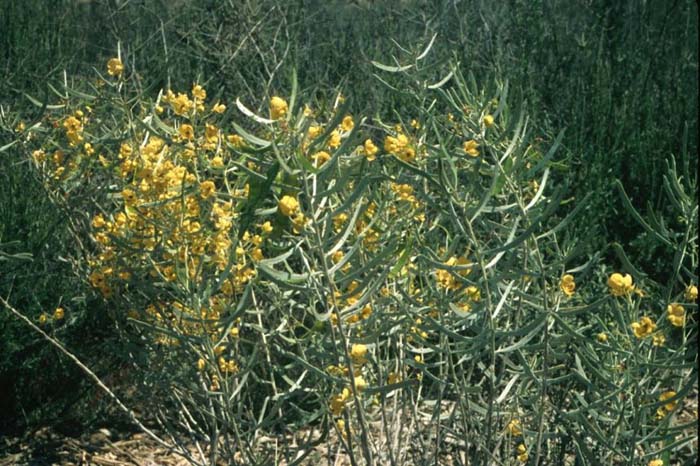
{"left": 18, "top": 56, "right": 697, "bottom": 465}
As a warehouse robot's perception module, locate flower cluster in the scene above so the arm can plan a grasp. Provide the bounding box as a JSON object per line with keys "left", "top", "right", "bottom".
{"left": 328, "top": 343, "right": 370, "bottom": 420}
{"left": 656, "top": 390, "right": 679, "bottom": 419}
{"left": 384, "top": 131, "right": 416, "bottom": 163}
{"left": 516, "top": 443, "right": 528, "bottom": 463}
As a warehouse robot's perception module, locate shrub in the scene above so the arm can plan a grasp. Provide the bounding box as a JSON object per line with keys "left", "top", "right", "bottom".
{"left": 17, "top": 54, "right": 697, "bottom": 465}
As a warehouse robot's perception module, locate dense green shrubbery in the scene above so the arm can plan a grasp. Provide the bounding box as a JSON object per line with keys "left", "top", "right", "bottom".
{"left": 4, "top": 53, "right": 694, "bottom": 464}
{"left": 0, "top": 1, "right": 696, "bottom": 464}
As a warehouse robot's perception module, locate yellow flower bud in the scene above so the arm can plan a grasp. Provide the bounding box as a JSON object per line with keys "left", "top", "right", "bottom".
{"left": 107, "top": 58, "right": 124, "bottom": 77}
{"left": 269, "top": 96, "right": 288, "bottom": 120}
{"left": 278, "top": 195, "right": 299, "bottom": 217}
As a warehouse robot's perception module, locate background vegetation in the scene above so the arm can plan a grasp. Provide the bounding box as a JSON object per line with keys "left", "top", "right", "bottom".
{"left": 0, "top": 0, "right": 696, "bottom": 463}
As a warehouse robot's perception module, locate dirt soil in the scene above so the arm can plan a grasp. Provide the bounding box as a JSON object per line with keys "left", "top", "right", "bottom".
{"left": 0, "top": 425, "right": 351, "bottom": 466}
{"left": 1, "top": 427, "right": 196, "bottom": 466}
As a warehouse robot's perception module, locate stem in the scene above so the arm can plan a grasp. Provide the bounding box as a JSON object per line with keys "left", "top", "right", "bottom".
{"left": 299, "top": 158, "right": 373, "bottom": 465}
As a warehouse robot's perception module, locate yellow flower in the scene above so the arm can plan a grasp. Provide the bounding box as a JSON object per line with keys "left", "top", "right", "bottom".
{"left": 197, "top": 359, "right": 206, "bottom": 371}
{"left": 465, "top": 286, "right": 481, "bottom": 302}
{"left": 659, "top": 390, "right": 678, "bottom": 412}
{"left": 332, "top": 250, "right": 344, "bottom": 264}
{"left": 307, "top": 125, "right": 322, "bottom": 139}
{"left": 330, "top": 388, "right": 351, "bottom": 416}
{"left": 53, "top": 307, "right": 65, "bottom": 320}
{"left": 652, "top": 333, "right": 665, "bottom": 347}
{"left": 596, "top": 332, "right": 608, "bottom": 343}
{"left": 648, "top": 460, "right": 663, "bottom": 466}
{"left": 560, "top": 274, "right": 576, "bottom": 296}
{"left": 212, "top": 101, "right": 226, "bottom": 113}
{"left": 259, "top": 221, "right": 273, "bottom": 234}
{"left": 384, "top": 133, "right": 415, "bottom": 162}
{"left": 384, "top": 135, "right": 399, "bottom": 153}
{"left": 205, "top": 123, "right": 219, "bottom": 144}
{"left": 361, "top": 304, "right": 372, "bottom": 319}
{"left": 92, "top": 214, "right": 106, "bottom": 229}
{"left": 336, "top": 419, "right": 349, "bottom": 439}
{"left": 328, "top": 130, "right": 341, "bottom": 149}
{"left": 685, "top": 284, "right": 697, "bottom": 302}
{"left": 179, "top": 124, "right": 194, "bottom": 140}
{"left": 32, "top": 150, "right": 46, "bottom": 164}
{"left": 291, "top": 213, "right": 307, "bottom": 233}
{"left": 121, "top": 188, "right": 137, "bottom": 206}
{"left": 278, "top": 195, "right": 299, "bottom": 217}
{"left": 391, "top": 183, "right": 415, "bottom": 202}
{"left": 463, "top": 139, "right": 479, "bottom": 157}
{"left": 38, "top": 313, "right": 48, "bottom": 325}
{"left": 353, "top": 375, "right": 367, "bottom": 391}
{"left": 516, "top": 444, "right": 528, "bottom": 463}
{"left": 250, "top": 248, "right": 263, "bottom": 262}
{"left": 483, "top": 114, "right": 495, "bottom": 127}
{"left": 191, "top": 84, "right": 207, "bottom": 101}
{"left": 63, "top": 116, "right": 83, "bottom": 133}
{"left": 631, "top": 316, "right": 656, "bottom": 339}
{"left": 350, "top": 344, "right": 368, "bottom": 364}
{"left": 171, "top": 92, "right": 193, "bottom": 116}
{"left": 435, "top": 256, "right": 471, "bottom": 290}
{"left": 506, "top": 419, "right": 522, "bottom": 436}
{"left": 218, "top": 356, "right": 238, "bottom": 374}
{"left": 52, "top": 150, "right": 65, "bottom": 165}
{"left": 200, "top": 180, "right": 216, "bottom": 199}
{"left": 608, "top": 273, "right": 635, "bottom": 297}
{"left": 119, "top": 142, "right": 133, "bottom": 160}
{"left": 269, "top": 96, "right": 288, "bottom": 120}
{"left": 107, "top": 58, "right": 124, "bottom": 77}
{"left": 227, "top": 134, "right": 244, "bottom": 147}
{"left": 362, "top": 139, "right": 378, "bottom": 161}
{"left": 311, "top": 150, "right": 331, "bottom": 167}
{"left": 667, "top": 303, "right": 685, "bottom": 327}
{"left": 341, "top": 115, "right": 354, "bottom": 132}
